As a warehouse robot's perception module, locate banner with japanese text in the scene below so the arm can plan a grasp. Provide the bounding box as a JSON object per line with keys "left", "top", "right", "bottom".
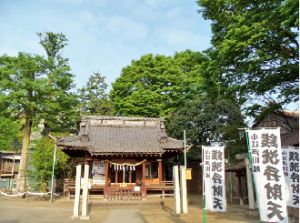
{"left": 248, "top": 128, "right": 288, "bottom": 223}
{"left": 203, "top": 146, "right": 226, "bottom": 212}
{"left": 282, "top": 147, "right": 299, "bottom": 208}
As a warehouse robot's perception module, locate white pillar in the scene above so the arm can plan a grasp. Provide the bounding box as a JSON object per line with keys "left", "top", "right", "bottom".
{"left": 73, "top": 165, "right": 81, "bottom": 217}
{"left": 173, "top": 165, "right": 180, "bottom": 214}
{"left": 245, "top": 158, "right": 255, "bottom": 209}
{"left": 180, "top": 166, "right": 188, "bottom": 214}
{"left": 82, "top": 164, "right": 89, "bottom": 217}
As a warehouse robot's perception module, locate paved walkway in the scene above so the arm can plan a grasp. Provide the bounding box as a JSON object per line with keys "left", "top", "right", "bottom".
{"left": 103, "top": 209, "right": 144, "bottom": 223}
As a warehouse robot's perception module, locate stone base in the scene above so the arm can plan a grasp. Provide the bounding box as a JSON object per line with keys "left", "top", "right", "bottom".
{"left": 70, "top": 215, "right": 90, "bottom": 220}
{"left": 246, "top": 209, "right": 260, "bottom": 217}
{"left": 171, "top": 212, "right": 191, "bottom": 217}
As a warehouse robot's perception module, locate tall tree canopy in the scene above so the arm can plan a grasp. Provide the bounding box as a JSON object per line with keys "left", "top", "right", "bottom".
{"left": 167, "top": 96, "right": 247, "bottom": 158}
{"left": 37, "top": 32, "right": 78, "bottom": 134}
{"left": 0, "top": 32, "right": 77, "bottom": 192}
{"left": 110, "top": 50, "right": 208, "bottom": 117}
{"left": 78, "top": 71, "right": 113, "bottom": 115}
{"left": 197, "top": 0, "right": 299, "bottom": 115}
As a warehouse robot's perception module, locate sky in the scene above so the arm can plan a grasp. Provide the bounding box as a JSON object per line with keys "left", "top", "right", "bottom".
{"left": 0, "top": 0, "right": 212, "bottom": 91}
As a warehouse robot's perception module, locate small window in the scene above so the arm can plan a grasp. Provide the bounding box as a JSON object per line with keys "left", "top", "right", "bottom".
{"left": 145, "top": 164, "right": 150, "bottom": 178}
{"left": 151, "top": 162, "right": 158, "bottom": 179}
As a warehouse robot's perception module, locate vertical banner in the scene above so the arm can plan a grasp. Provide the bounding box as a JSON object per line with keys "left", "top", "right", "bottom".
{"left": 248, "top": 128, "right": 288, "bottom": 223}
{"left": 282, "top": 147, "right": 299, "bottom": 208}
{"left": 203, "top": 146, "right": 226, "bottom": 212}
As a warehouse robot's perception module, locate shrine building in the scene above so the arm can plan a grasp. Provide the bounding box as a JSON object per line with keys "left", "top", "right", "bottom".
{"left": 56, "top": 115, "right": 184, "bottom": 199}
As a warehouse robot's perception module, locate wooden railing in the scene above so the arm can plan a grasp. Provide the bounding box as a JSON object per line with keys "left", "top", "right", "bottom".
{"left": 64, "top": 180, "right": 174, "bottom": 200}
{"left": 104, "top": 184, "right": 146, "bottom": 200}
{"left": 145, "top": 181, "right": 174, "bottom": 198}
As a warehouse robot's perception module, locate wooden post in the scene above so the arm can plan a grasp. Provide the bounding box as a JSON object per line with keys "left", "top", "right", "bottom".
{"left": 180, "top": 166, "right": 188, "bottom": 214}
{"left": 73, "top": 165, "right": 81, "bottom": 217}
{"left": 82, "top": 164, "right": 89, "bottom": 219}
{"left": 129, "top": 169, "right": 132, "bottom": 184}
{"left": 105, "top": 162, "right": 109, "bottom": 187}
{"left": 173, "top": 165, "right": 180, "bottom": 214}
{"left": 237, "top": 172, "right": 244, "bottom": 205}
{"left": 116, "top": 169, "right": 118, "bottom": 183}
{"left": 158, "top": 159, "right": 162, "bottom": 182}
{"left": 142, "top": 162, "right": 146, "bottom": 187}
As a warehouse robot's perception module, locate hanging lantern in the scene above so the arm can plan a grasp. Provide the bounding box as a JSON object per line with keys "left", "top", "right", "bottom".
{"left": 133, "top": 166, "right": 135, "bottom": 171}
{"left": 114, "top": 165, "right": 116, "bottom": 170}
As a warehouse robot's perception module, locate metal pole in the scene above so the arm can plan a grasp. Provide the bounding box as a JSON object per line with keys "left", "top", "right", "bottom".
{"left": 10, "top": 156, "right": 15, "bottom": 192}
{"left": 49, "top": 134, "right": 57, "bottom": 203}
{"left": 245, "top": 129, "right": 261, "bottom": 222}
{"left": 184, "top": 130, "right": 187, "bottom": 168}
{"left": 201, "top": 147, "right": 206, "bottom": 223}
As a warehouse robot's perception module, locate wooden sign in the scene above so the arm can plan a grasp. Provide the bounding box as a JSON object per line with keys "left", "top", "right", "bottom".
{"left": 185, "top": 168, "right": 192, "bottom": 180}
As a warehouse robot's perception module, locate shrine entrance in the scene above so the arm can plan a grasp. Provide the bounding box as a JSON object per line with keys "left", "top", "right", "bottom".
{"left": 110, "top": 165, "right": 137, "bottom": 184}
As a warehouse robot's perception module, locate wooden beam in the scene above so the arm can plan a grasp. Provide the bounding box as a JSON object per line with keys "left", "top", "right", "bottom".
{"left": 142, "top": 162, "right": 146, "bottom": 187}
{"left": 158, "top": 160, "right": 162, "bottom": 182}
{"left": 105, "top": 162, "right": 109, "bottom": 187}
{"left": 116, "top": 169, "right": 118, "bottom": 183}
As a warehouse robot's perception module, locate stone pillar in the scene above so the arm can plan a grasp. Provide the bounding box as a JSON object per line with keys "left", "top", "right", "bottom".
{"left": 173, "top": 165, "right": 180, "bottom": 214}
{"left": 180, "top": 166, "right": 188, "bottom": 214}
{"left": 82, "top": 164, "right": 89, "bottom": 219}
{"left": 245, "top": 157, "right": 255, "bottom": 209}
{"left": 73, "top": 165, "right": 81, "bottom": 217}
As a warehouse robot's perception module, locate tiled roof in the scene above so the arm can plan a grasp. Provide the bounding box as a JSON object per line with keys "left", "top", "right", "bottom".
{"left": 56, "top": 116, "right": 183, "bottom": 154}
{"left": 281, "top": 130, "right": 299, "bottom": 147}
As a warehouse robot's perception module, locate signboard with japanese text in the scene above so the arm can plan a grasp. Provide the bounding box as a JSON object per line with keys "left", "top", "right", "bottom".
{"left": 202, "top": 146, "right": 226, "bottom": 212}
{"left": 248, "top": 128, "right": 288, "bottom": 223}
{"left": 282, "top": 147, "right": 299, "bottom": 208}
{"left": 92, "top": 161, "right": 106, "bottom": 184}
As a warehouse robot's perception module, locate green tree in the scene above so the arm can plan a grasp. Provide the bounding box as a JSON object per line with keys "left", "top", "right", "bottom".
{"left": 166, "top": 96, "right": 247, "bottom": 158}
{"left": 0, "top": 116, "right": 20, "bottom": 151}
{"left": 27, "top": 133, "right": 71, "bottom": 192}
{"left": 0, "top": 52, "right": 46, "bottom": 192}
{"left": 110, "top": 50, "right": 208, "bottom": 117}
{"left": 78, "top": 71, "right": 113, "bottom": 115}
{"left": 197, "top": 0, "right": 299, "bottom": 115}
{"left": 0, "top": 32, "right": 77, "bottom": 193}
{"left": 37, "top": 32, "right": 78, "bottom": 135}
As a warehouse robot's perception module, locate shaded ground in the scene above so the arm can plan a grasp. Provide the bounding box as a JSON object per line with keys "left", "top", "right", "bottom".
{"left": 0, "top": 192, "right": 297, "bottom": 223}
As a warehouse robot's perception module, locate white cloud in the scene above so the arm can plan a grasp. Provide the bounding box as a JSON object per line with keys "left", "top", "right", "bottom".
{"left": 165, "top": 7, "right": 182, "bottom": 19}
{"left": 105, "top": 16, "right": 149, "bottom": 40}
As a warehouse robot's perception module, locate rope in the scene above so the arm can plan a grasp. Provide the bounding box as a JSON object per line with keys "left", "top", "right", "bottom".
{"left": 0, "top": 191, "right": 59, "bottom": 197}
{"left": 100, "top": 159, "right": 147, "bottom": 166}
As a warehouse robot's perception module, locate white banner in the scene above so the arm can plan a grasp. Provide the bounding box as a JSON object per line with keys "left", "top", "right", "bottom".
{"left": 203, "top": 146, "right": 226, "bottom": 212}
{"left": 248, "top": 128, "right": 288, "bottom": 223}
{"left": 282, "top": 147, "right": 299, "bottom": 208}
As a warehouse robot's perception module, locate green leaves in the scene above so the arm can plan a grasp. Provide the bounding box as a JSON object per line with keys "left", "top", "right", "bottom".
{"left": 197, "top": 0, "right": 299, "bottom": 114}
{"left": 78, "top": 71, "right": 113, "bottom": 116}
{"left": 110, "top": 50, "right": 208, "bottom": 117}
{"left": 166, "top": 96, "right": 247, "bottom": 158}
{"left": 27, "top": 134, "right": 70, "bottom": 192}
{"left": 0, "top": 117, "right": 20, "bottom": 151}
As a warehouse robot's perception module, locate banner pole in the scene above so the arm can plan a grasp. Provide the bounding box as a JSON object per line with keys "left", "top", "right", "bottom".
{"left": 201, "top": 146, "right": 206, "bottom": 223}
{"left": 245, "top": 129, "right": 261, "bottom": 223}
{"left": 228, "top": 153, "right": 233, "bottom": 204}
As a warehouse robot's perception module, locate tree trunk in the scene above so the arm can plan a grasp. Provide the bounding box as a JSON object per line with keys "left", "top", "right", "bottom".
{"left": 44, "top": 122, "right": 51, "bottom": 136}
{"left": 16, "top": 118, "right": 32, "bottom": 193}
